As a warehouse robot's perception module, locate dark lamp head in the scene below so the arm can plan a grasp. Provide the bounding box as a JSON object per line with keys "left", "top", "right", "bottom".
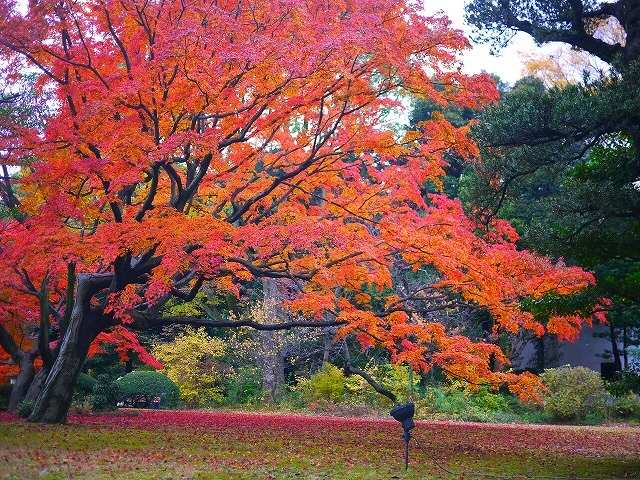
{"left": 390, "top": 402, "right": 415, "bottom": 432}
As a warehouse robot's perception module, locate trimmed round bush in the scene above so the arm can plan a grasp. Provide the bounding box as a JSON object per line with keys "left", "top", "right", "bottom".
{"left": 115, "top": 370, "right": 180, "bottom": 408}
{"left": 541, "top": 366, "right": 607, "bottom": 421}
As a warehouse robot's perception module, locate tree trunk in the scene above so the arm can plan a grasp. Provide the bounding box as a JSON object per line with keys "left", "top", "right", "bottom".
{"left": 260, "top": 278, "right": 286, "bottom": 403}
{"left": 535, "top": 336, "right": 545, "bottom": 372}
{"left": 609, "top": 322, "right": 623, "bottom": 372}
{"left": 322, "top": 329, "right": 332, "bottom": 364}
{"left": 260, "top": 333, "right": 285, "bottom": 403}
{"left": 0, "top": 324, "right": 37, "bottom": 411}
{"left": 23, "top": 368, "right": 47, "bottom": 404}
{"left": 7, "top": 352, "right": 36, "bottom": 411}
{"left": 623, "top": 325, "right": 628, "bottom": 369}
{"left": 28, "top": 275, "right": 108, "bottom": 423}
{"left": 623, "top": 0, "right": 640, "bottom": 64}
{"left": 629, "top": 128, "right": 640, "bottom": 180}
{"left": 27, "top": 307, "right": 100, "bottom": 423}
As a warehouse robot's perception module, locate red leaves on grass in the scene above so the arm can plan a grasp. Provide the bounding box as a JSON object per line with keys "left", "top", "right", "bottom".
{"left": 2, "top": 409, "right": 638, "bottom": 459}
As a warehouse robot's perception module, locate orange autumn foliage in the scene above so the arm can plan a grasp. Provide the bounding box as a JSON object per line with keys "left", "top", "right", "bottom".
{"left": 0, "top": 0, "right": 597, "bottom": 402}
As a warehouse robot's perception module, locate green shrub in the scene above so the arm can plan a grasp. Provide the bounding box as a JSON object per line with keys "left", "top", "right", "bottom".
{"left": 414, "top": 385, "right": 545, "bottom": 423}
{"left": 224, "top": 366, "right": 263, "bottom": 405}
{"left": 90, "top": 374, "right": 119, "bottom": 411}
{"left": 72, "top": 372, "right": 97, "bottom": 403}
{"left": 416, "top": 386, "right": 466, "bottom": 419}
{"left": 298, "top": 363, "right": 346, "bottom": 403}
{"left": 302, "top": 363, "right": 419, "bottom": 408}
{"left": 583, "top": 411, "right": 606, "bottom": 425}
{"left": 76, "top": 373, "right": 98, "bottom": 394}
{"left": 341, "top": 373, "right": 382, "bottom": 406}
{"left": 295, "top": 363, "right": 422, "bottom": 409}
{"left": 613, "top": 393, "right": 640, "bottom": 419}
{"left": 17, "top": 400, "right": 34, "bottom": 418}
{"left": 607, "top": 371, "right": 640, "bottom": 397}
{"left": 115, "top": 370, "right": 180, "bottom": 408}
{"left": 469, "top": 386, "right": 511, "bottom": 413}
{"left": 541, "top": 366, "right": 607, "bottom": 421}
{"left": 70, "top": 396, "right": 93, "bottom": 415}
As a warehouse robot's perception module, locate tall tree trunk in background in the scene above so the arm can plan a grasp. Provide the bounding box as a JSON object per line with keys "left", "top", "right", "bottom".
{"left": 623, "top": 0, "right": 640, "bottom": 64}
{"left": 630, "top": 129, "right": 640, "bottom": 178}
{"left": 535, "top": 336, "right": 545, "bottom": 372}
{"left": 322, "top": 329, "right": 333, "bottom": 364}
{"left": 545, "top": 335, "right": 561, "bottom": 368}
{"left": 259, "top": 330, "right": 286, "bottom": 403}
{"left": 259, "top": 278, "right": 286, "bottom": 403}
{"left": 623, "top": 326, "right": 628, "bottom": 369}
{"left": 609, "top": 323, "right": 623, "bottom": 372}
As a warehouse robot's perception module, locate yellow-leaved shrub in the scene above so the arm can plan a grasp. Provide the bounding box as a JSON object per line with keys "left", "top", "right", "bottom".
{"left": 152, "top": 327, "right": 226, "bottom": 407}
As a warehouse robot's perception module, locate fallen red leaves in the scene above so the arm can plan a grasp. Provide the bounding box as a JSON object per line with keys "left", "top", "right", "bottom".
{"left": 2, "top": 409, "right": 638, "bottom": 458}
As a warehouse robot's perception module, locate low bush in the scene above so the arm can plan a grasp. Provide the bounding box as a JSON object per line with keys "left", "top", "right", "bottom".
{"left": 305, "top": 398, "right": 379, "bottom": 416}
{"left": 295, "top": 364, "right": 545, "bottom": 423}
{"left": 70, "top": 397, "right": 93, "bottom": 415}
{"left": 298, "top": 362, "right": 419, "bottom": 408}
{"left": 91, "top": 374, "right": 120, "bottom": 412}
{"left": 613, "top": 393, "right": 640, "bottom": 419}
{"left": 17, "top": 400, "right": 34, "bottom": 418}
{"left": 414, "top": 385, "right": 533, "bottom": 423}
{"left": 115, "top": 370, "right": 180, "bottom": 408}
{"left": 541, "top": 366, "right": 607, "bottom": 421}
{"left": 224, "top": 366, "right": 263, "bottom": 405}
{"left": 373, "top": 363, "right": 419, "bottom": 403}
{"left": 72, "top": 373, "right": 97, "bottom": 403}
{"left": 607, "top": 370, "right": 640, "bottom": 397}
{"left": 152, "top": 327, "right": 226, "bottom": 408}
{"left": 298, "top": 363, "right": 346, "bottom": 403}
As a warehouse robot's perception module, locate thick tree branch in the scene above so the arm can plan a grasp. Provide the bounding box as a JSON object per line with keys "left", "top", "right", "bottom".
{"left": 38, "top": 280, "right": 54, "bottom": 369}
{"left": 135, "top": 163, "right": 161, "bottom": 221}
{"left": 341, "top": 341, "right": 397, "bottom": 402}
{"left": 60, "top": 262, "right": 76, "bottom": 337}
{"left": 0, "top": 323, "right": 22, "bottom": 361}
{"left": 498, "top": 0, "right": 624, "bottom": 64}
{"left": 170, "top": 275, "right": 204, "bottom": 301}
{"left": 134, "top": 314, "right": 345, "bottom": 331}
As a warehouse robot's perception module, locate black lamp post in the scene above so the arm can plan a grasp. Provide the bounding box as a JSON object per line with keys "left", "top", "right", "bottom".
{"left": 389, "top": 401, "right": 415, "bottom": 470}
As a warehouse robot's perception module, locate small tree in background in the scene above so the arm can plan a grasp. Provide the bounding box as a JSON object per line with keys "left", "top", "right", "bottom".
{"left": 152, "top": 327, "right": 226, "bottom": 407}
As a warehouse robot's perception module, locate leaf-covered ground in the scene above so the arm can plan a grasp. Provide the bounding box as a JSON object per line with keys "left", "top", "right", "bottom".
{"left": 0, "top": 410, "right": 638, "bottom": 479}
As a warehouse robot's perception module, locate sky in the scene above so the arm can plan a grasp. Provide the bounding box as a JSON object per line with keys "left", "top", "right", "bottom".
{"left": 423, "top": 0, "right": 546, "bottom": 84}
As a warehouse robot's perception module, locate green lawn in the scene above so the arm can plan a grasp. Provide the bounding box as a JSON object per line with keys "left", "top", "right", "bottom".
{"left": 0, "top": 410, "right": 638, "bottom": 479}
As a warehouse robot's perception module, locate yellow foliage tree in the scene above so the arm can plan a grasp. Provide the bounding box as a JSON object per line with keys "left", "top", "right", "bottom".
{"left": 152, "top": 327, "right": 226, "bottom": 407}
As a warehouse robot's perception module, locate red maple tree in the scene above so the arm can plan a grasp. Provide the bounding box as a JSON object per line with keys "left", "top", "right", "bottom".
{"left": 0, "top": 0, "right": 595, "bottom": 422}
